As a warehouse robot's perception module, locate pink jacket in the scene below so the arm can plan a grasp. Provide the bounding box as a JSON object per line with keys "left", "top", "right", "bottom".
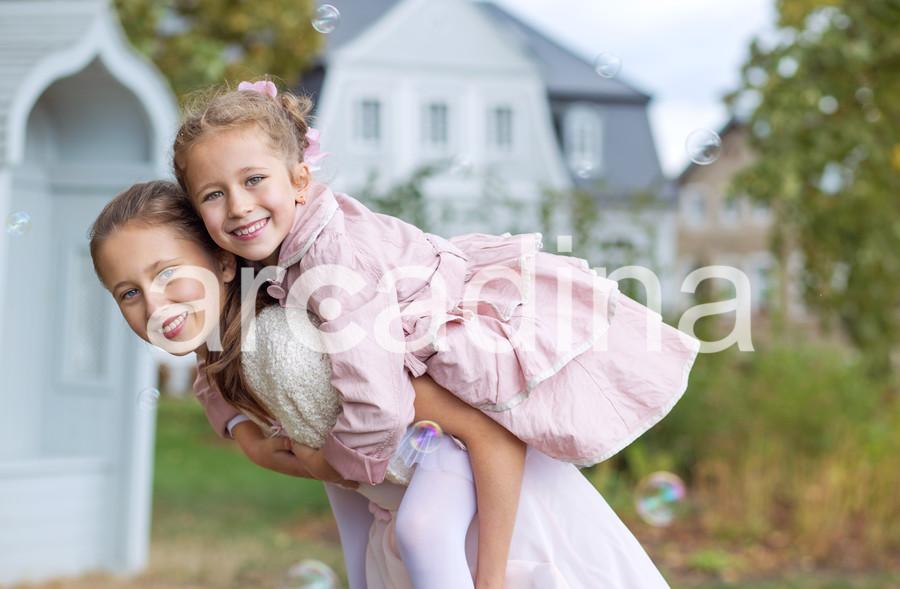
{"left": 195, "top": 183, "right": 699, "bottom": 484}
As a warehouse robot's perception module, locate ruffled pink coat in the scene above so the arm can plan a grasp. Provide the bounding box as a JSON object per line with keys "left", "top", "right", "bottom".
{"left": 195, "top": 183, "right": 699, "bottom": 484}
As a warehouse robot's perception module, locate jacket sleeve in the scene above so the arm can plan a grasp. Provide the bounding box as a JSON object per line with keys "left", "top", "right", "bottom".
{"left": 193, "top": 354, "right": 243, "bottom": 439}
{"left": 290, "top": 231, "right": 415, "bottom": 485}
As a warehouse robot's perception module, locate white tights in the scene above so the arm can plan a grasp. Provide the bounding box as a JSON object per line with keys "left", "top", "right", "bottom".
{"left": 326, "top": 437, "right": 477, "bottom": 589}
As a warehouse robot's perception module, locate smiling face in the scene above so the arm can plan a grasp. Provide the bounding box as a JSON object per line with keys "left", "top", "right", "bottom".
{"left": 96, "top": 222, "right": 236, "bottom": 355}
{"left": 184, "top": 124, "right": 310, "bottom": 265}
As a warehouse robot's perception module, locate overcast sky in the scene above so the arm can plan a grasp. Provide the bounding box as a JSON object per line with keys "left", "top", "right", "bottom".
{"left": 490, "top": 0, "right": 776, "bottom": 177}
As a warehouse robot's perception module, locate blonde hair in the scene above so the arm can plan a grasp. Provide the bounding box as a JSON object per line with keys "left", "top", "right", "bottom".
{"left": 173, "top": 81, "right": 314, "bottom": 195}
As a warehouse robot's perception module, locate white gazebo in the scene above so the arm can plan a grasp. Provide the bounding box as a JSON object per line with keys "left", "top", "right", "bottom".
{"left": 0, "top": 0, "right": 177, "bottom": 584}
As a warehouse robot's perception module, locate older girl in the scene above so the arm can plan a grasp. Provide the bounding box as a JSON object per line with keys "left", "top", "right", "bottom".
{"left": 89, "top": 180, "right": 671, "bottom": 588}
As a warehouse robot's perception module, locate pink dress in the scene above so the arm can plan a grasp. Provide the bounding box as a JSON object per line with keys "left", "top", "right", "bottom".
{"left": 196, "top": 182, "right": 699, "bottom": 485}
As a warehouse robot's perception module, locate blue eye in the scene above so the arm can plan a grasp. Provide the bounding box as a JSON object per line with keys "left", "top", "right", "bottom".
{"left": 203, "top": 190, "right": 223, "bottom": 203}
{"left": 247, "top": 175, "right": 264, "bottom": 186}
{"left": 121, "top": 288, "right": 139, "bottom": 301}
{"left": 159, "top": 267, "right": 176, "bottom": 281}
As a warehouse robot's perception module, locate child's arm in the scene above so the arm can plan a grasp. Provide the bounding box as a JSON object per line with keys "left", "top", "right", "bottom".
{"left": 290, "top": 231, "right": 416, "bottom": 485}
{"left": 193, "top": 352, "right": 316, "bottom": 479}
{"left": 409, "top": 374, "right": 525, "bottom": 589}
{"left": 231, "top": 420, "right": 313, "bottom": 478}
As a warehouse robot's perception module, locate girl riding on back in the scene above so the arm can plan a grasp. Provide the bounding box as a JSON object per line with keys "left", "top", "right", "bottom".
{"left": 173, "top": 79, "right": 699, "bottom": 588}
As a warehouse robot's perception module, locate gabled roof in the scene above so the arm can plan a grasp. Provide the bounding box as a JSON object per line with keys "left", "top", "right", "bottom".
{"left": 313, "top": 0, "right": 651, "bottom": 103}
{"left": 475, "top": 2, "right": 650, "bottom": 103}
{"left": 315, "top": 0, "right": 403, "bottom": 57}
{"left": 0, "top": 1, "right": 104, "bottom": 165}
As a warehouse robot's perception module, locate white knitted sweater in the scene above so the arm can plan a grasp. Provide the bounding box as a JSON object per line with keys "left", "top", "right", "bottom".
{"left": 241, "top": 304, "right": 411, "bottom": 485}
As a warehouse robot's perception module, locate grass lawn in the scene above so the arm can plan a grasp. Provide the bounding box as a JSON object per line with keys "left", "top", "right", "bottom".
{"left": 13, "top": 397, "right": 900, "bottom": 588}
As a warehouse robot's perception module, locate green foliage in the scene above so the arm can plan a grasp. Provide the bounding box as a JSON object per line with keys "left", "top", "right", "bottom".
{"left": 153, "top": 396, "right": 329, "bottom": 538}
{"left": 607, "top": 337, "right": 900, "bottom": 564}
{"left": 355, "top": 163, "right": 444, "bottom": 233}
{"left": 728, "top": 0, "right": 900, "bottom": 372}
{"left": 113, "top": 0, "right": 322, "bottom": 98}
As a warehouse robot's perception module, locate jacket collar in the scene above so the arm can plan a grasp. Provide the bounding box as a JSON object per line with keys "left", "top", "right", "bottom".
{"left": 276, "top": 182, "right": 339, "bottom": 269}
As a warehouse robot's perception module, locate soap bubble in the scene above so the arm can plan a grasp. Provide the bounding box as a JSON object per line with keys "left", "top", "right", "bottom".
{"left": 685, "top": 129, "right": 722, "bottom": 165}
{"left": 284, "top": 560, "right": 339, "bottom": 589}
{"left": 449, "top": 154, "right": 474, "bottom": 176}
{"left": 573, "top": 160, "right": 596, "bottom": 179}
{"left": 136, "top": 388, "right": 160, "bottom": 411}
{"left": 391, "top": 420, "right": 444, "bottom": 470}
{"left": 593, "top": 52, "right": 622, "bottom": 79}
{"left": 409, "top": 420, "right": 443, "bottom": 453}
{"left": 312, "top": 4, "right": 341, "bottom": 34}
{"left": 635, "top": 472, "right": 687, "bottom": 527}
{"left": 6, "top": 211, "right": 31, "bottom": 236}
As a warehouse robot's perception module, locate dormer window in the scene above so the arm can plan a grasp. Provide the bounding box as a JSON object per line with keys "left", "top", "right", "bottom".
{"left": 564, "top": 105, "right": 603, "bottom": 177}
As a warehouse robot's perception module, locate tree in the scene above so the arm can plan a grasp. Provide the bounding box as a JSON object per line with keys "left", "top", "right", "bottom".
{"left": 728, "top": 0, "right": 900, "bottom": 372}
{"left": 113, "top": 0, "right": 322, "bottom": 98}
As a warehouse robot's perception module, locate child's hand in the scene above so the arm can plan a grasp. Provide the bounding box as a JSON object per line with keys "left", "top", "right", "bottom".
{"left": 290, "top": 442, "right": 358, "bottom": 489}
{"left": 232, "top": 421, "right": 311, "bottom": 478}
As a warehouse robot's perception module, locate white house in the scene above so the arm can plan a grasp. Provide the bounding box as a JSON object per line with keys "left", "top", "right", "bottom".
{"left": 303, "top": 0, "right": 683, "bottom": 310}
{"left": 0, "top": 0, "right": 178, "bottom": 584}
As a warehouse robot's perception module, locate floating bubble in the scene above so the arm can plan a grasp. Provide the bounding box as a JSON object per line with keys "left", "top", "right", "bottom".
{"left": 635, "top": 471, "right": 687, "bottom": 527}
{"left": 390, "top": 420, "right": 445, "bottom": 470}
{"left": 311, "top": 151, "right": 341, "bottom": 185}
{"left": 284, "top": 560, "right": 339, "bottom": 589}
{"left": 312, "top": 4, "right": 341, "bottom": 34}
{"left": 593, "top": 52, "right": 622, "bottom": 79}
{"left": 573, "top": 160, "right": 596, "bottom": 179}
{"left": 6, "top": 211, "right": 31, "bottom": 236}
{"left": 136, "top": 387, "right": 160, "bottom": 411}
{"left": 818, "top": 95, "right": 839, "bottom": 115}
{"left": 409, "top": 420, "right": 442, "bottom": 453}
{"left": 449, "top": 154, "right": 474, "bottom": 176}
{"left": 685, "top": 129, "right": 722, "bottom": 166}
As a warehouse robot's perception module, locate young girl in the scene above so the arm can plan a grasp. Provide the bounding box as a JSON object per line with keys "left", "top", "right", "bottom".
{"left": 89, "top": 180, "right": 672, "bottom": 588}
{"left": 174, "top": 80, "right": 699, "bottom": 587}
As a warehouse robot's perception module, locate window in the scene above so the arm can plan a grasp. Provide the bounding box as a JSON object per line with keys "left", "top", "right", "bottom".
{"left": 564, "top": 105, "right": 603, "bottom": 177}
{"left": 488, "top": 106, "right": 513, "bottom": 152}
{"left": 752, "top": 200, "right": 771, "bottom": 224}
{"left": 680, "top": 185, "right": 708, "bottom": 228}
{"left": 422, "top": 102, "right": 449, "bottom": 149}
{"left": 354, "top": 98, "right": 382, "bottom": 145}
{"left": 720, "top": 196, "right": 740, "bottom": 226}
{"left": 747, "top": 254, "right": 774, "bottom": 310}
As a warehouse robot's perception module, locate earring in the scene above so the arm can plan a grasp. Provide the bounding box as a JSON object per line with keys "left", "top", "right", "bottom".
{"left": 298, "top": 194, "right": 306, "bottom": 205}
